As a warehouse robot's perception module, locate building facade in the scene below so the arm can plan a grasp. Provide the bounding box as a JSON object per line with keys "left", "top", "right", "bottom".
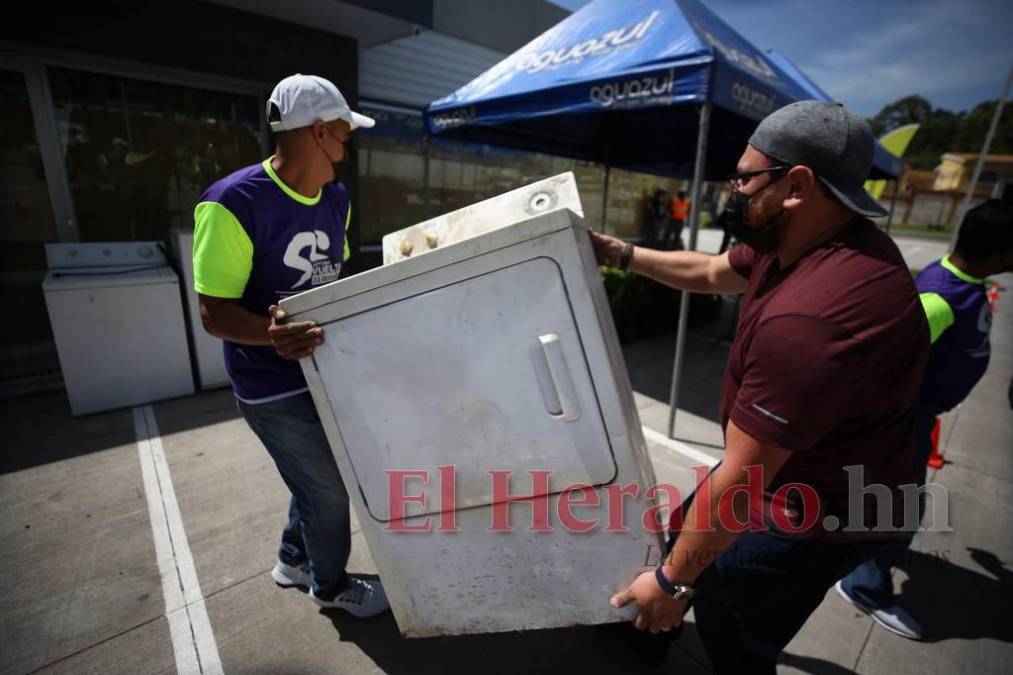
{"left": 2, "top": 0, "right": 682, "bottom": 393}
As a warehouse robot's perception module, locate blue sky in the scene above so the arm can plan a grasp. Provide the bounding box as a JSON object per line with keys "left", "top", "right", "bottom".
{"left": 547, "top": 0, "right": 1013, "bottom": 116}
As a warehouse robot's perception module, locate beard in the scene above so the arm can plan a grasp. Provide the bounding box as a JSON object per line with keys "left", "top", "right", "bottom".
{"left": 732, "top": 185, "right": 789, "bottom": 254}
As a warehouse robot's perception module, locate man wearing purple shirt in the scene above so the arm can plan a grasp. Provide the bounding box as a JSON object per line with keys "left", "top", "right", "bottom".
{"left": 193, "top": 74, "right": 387, "bottom": 617}
{"left": 836, "top": 198, "right": 1013, "bottom": 640}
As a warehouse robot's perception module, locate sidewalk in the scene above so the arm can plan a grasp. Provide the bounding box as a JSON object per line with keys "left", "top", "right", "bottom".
{"left": 1, "top": 271, "right": 1009, "bottom": 674}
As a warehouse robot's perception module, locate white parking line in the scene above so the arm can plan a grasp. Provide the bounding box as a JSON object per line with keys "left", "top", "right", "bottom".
{"left": 641, "top": 425, "right": 720, "bottom": 468}
{"left": 133, "top": 405, "right": 223, "bottom": 675}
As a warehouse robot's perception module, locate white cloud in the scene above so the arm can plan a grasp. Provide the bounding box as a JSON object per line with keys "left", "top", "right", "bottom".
{"left": 797, "top": 1, "right": 1012, "bottom": 113}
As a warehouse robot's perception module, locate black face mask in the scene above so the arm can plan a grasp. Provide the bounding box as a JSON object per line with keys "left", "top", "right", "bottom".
{"left": 724, "top": 185, "right": 785, "bottom": 253}
{"left": 333, "top": 136, "right": 355, "bottom": 183}
{"left": 319, "top": 126, "right": 348, "bottom": 182}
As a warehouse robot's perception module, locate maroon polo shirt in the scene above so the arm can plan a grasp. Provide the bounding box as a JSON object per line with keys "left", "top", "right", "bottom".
{"left": 720, "top": 218, "right": 929, "bottom": 537}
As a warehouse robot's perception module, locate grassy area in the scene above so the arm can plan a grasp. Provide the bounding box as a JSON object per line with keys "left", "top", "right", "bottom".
{"left": 598, "top": 268, "right": 721, "bottom": 343}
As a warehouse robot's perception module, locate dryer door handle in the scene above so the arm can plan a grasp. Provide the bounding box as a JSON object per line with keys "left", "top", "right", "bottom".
{"left": 535, "top": 333, "right": 582, "bottom": 422}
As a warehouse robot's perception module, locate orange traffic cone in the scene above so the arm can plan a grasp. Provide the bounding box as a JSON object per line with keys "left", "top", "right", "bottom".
{"left": 987, "top": 281, "right": 1000, "bottom": 315}
{"left": 927, "top": 417, "right": 944, "bottom": 469}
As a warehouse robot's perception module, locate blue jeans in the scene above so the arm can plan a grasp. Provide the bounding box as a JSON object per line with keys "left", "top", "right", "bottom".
{"left": 692, "top": 530, "right": 891, "bottom": 673}
{"left": 238, "top": 392, "right": 350, "bottom": 600}
{"left": 839, "top": 408, "right": 936, "bottom": 608}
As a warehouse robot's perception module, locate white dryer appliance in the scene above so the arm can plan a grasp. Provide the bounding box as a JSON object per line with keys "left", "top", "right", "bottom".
{"left": 281, "top": 174, "right": 663, "bottom": 637}
{"left": 43, "top": 241, "right": 194, "bottom": 415}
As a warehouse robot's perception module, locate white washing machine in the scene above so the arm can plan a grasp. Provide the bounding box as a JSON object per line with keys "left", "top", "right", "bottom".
{"left": 43, "top": 242, "right": 195, "bottom": 416}
{"left": 281, "top": 174, "right": 663, "bottom": 637}
{"left": 171, "top": 228, "right": 230, "bottom": 390}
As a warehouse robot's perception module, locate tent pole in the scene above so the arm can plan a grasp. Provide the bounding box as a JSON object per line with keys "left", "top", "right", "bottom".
{"left": 422, "top": 133, "right": 432, "bottom": 217}
{"left": 886, "top": 178, "right": 899, "bottom": 235}
{"left": 950, "top": 65, "right": 1011, "bottom": 251}
{"left": 601, "top": 165, "right": 611, "bottom": 232}
{"left": 667, "top": 102, "right": 711, "bottom": 439}
{"left": 601, "top": 128, "right": 612, "bottom": 232}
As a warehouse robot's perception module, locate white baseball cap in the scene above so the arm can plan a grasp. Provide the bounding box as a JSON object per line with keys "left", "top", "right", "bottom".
{"left": 267, "top": 74, "right": 375, "bottom": 132}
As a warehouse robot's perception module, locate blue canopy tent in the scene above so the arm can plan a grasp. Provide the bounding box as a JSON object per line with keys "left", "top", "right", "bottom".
{"left": 427, "top": 0, "right": 819, "bottom": 177}
{"left": 424, "top": 0, "right": 887, "bottom": 437}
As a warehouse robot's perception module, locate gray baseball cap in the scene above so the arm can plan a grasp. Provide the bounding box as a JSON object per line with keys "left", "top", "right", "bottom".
{"left": 748, "top": 100, "right": 887, "bottom": 218}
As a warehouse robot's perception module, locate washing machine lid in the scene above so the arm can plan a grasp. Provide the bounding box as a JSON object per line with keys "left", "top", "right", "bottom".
{"left": 46, "top": 241, "right": 168, "bottom": 269}
{"left": 43, "top": 241, "right": 178, "bottom": 291}
{"left": 43, "top": 265, "right": 178, "bottom": 291}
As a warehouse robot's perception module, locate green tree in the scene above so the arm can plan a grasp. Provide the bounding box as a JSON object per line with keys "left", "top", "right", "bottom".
{"left": 905, "top": 108, "right": 961, "bottom": 170}
{"left": 869, "top": 96, "right": 1013, "bottom": 170}
{"left": 868, "top": 95, "right": 932, "bottom": 137}
{"left": 956, "top": 100, "right": 1013, "bottom": 156}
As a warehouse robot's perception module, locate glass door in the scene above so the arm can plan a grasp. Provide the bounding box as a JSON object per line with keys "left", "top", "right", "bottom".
{"left": 0, "top": 64, "right": 69, "bottom": 392}
{"left": 0, "top": 53, "right": 267, "bottom": 395}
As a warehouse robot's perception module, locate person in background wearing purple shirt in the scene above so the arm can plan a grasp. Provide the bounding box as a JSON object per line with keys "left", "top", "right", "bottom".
{"left": 836, "top": 198, "right": 1013, "bottom": 640}
{"left": 593, "top": 101, "right": 928, "bottom": 673}
{"left": 193, "top": 74, "right": 388, "bottom": 617}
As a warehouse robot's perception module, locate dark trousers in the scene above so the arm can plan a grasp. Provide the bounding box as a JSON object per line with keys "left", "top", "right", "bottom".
{"left": 692, "top": 530, "right": 893, "bottom": 673}
{"left": 663, "top": 217, "right": 686, "bottom": 250}
{"left": 644, "top": 215, "right": 666, "bottom": 248}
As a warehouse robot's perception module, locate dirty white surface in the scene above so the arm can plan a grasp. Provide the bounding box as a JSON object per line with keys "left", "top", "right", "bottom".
{"left": 284, "top": 182, "right": 663, "bottom": 637}
{"left": 381, "top": 172, "right": 583, "bottom": 265}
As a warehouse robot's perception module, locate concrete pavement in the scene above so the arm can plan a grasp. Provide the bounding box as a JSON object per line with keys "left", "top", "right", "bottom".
{"left": 1, "top": 389, "right": 711, "bottom": 674}
{"left": 1, "top": 268, "right": 1008, "bottom": 673}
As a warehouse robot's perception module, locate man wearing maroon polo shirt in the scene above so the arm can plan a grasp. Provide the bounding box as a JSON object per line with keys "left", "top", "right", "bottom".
{"left": 593, "top": 101, "right": 929, "bottom": 672}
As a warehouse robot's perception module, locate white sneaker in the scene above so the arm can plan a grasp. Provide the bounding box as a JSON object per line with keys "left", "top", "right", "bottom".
{"left": 271, "top": 560, "right": 311, "bottom": 589}
{"left": 310, "top": 577, "right": 389, "bottom": 617}
{"left": 834, "top": 580, "right": 923, "bottom": 640}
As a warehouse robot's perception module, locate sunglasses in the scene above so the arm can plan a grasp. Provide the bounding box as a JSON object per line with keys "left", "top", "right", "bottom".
{"left": 727, "top": 165, "right": 792, "bottom": 191}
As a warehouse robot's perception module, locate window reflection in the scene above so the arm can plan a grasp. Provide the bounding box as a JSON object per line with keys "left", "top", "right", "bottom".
{"left": 48, "top": 68, "right": 263, "bottom": 243}
{"left": 357, "top": 104, "right": 685, "bottom": 244}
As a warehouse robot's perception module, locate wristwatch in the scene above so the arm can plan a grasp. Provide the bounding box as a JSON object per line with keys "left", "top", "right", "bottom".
{"left": 655, "top": 566, "right": 696, "bottom": 601}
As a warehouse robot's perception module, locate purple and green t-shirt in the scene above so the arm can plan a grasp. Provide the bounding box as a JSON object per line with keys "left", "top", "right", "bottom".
{"left": 915, "top": 255, "right": 991, "bottom": 415}
{"left": 193, "top": 158, "right": 350, "bottom": 404}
